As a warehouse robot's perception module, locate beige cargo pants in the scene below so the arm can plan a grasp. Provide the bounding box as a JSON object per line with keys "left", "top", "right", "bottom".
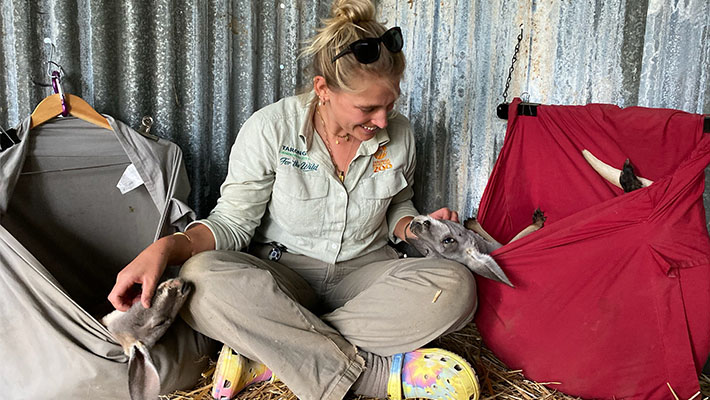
{"left": 179, "top": 244, "right": 477, "bottom": 400}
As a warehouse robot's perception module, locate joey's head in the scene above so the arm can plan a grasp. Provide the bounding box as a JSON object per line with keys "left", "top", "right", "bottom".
{"left": 102, "top": 278, "right": 192, "bottom": 400}
{"left": 408, "top": 215, "right": 513, "bottom": 287}
{"left": 102, "top": 278, "right": 192, "bottom": 354}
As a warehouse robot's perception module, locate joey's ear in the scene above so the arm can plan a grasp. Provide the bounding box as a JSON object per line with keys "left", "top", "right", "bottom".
{"left": 128, "top": 342, "right": 161, "bottom": 400}
{"left": 464, "top": 248, "right": 514, "bottom": 287}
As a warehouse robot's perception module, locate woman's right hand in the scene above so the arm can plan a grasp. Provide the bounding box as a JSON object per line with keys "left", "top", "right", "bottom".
{"left": 108, "top": 240, "right": 171, "bottom": 312}
{"left": 108, "top": 224, "right": 215, "bottom": 312}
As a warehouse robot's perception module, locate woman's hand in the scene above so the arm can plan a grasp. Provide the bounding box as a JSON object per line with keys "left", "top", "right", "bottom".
{"left": 428, "top": 207, "right": 459, "bottom": 223}
{"left": 108, "top": 240, "right": 172, "bottom": 312}
{"left": 396, "top": 207, "right": 460, "bottom": 242}
{"left": 108, "top": 224, "right": 215, "bottom": 311}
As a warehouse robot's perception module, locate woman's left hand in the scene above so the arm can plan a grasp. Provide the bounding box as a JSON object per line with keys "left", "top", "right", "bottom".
{"left": 428, "top": 207, "right": 459, "bottom": 223}
{"left": 397, "top": 207, "right": 460, "bottom": 242}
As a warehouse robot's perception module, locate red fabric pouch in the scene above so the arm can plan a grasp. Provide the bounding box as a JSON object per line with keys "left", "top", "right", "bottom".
{"left": 475, "top": 98, "right": 710, "bottom": 399}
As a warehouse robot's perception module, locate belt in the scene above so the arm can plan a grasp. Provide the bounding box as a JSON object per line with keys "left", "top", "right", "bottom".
{"left": 249, "top": 241, "right": 288, "bottom": 262}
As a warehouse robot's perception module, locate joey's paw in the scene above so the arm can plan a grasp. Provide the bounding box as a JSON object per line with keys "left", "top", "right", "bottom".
{"left": 620, "top": 159, "right": 643, "bottom": 193}
{"left": 532, "top": 208, "right": 546, "bottom": 226}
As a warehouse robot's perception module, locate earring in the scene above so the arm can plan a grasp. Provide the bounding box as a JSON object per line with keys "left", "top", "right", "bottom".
{"left": 318, "top": 97, "right": 325, "bottom": 106}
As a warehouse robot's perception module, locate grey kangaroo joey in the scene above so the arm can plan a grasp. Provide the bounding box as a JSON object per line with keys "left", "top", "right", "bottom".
{"left": 102, "top": 278, "right": 192, "bottom": 400}
{"left": 408, "top": 209, "right": 547, "bottom": 287}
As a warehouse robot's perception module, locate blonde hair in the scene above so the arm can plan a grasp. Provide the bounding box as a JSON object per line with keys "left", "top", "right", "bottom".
{"left": 301, "top": 0, "right": 406, "bottom": 93}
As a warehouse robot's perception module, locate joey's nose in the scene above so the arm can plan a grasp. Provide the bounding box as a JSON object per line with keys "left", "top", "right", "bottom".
{"left": 409, "top": 218, "right": 430, "bottom": 235}
{"left": 410, "top": 221, "right": 421, "bottom": 233}
{"left": 162, "top": 278, "right": 183, "bottom": 289}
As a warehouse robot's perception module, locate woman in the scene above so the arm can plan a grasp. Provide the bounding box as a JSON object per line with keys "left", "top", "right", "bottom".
{"left": 108, "top": 1, "right": 479, "bottom": 399}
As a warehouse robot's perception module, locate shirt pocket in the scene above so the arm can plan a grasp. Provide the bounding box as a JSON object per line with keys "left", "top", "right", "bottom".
{"left": 354, "top": 170, "right": 408, "bottom": 239}
{"left": 270, "top": 169, "right": 329, "bottom": 237}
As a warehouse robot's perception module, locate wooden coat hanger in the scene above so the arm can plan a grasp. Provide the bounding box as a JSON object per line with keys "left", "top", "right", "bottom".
{"left": 30, "top": 39, "right": 113, "bottom": 132}
{"left": 30, "top": 93, "right": 113, "bottom": 131}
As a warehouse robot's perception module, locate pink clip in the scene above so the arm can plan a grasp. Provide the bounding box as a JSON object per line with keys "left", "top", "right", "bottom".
{"left": 51, "top": 71, "right": 68, "bottom": 117}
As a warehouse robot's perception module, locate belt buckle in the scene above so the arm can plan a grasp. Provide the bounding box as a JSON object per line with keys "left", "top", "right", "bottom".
{"left": 267, "top": 242, "right": 284, "bottom": 261}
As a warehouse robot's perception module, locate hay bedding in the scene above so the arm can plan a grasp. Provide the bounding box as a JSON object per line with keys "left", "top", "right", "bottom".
{"left": 165, "top": 323, "right": 710, "bottom": 400}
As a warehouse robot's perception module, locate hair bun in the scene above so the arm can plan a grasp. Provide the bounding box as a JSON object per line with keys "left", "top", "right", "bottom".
{"left": 331, "top": 0, "right": 376, "bottom": 24}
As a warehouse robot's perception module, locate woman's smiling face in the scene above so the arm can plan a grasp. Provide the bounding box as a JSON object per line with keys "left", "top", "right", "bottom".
{"left": 320, "top": 74, "right": 401, "bottom": 142}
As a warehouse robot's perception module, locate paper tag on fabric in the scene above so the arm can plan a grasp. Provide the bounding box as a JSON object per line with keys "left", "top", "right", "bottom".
{"left": 117, "top": 164, "right": 144, "bottom": 194}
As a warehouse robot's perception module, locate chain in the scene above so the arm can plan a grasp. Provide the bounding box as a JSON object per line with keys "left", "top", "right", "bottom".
{"left": 502, "top": 25, "right": 524, "bottom": 104}
{"left": 316, "top": 105, "right": 347, "bottom": 182}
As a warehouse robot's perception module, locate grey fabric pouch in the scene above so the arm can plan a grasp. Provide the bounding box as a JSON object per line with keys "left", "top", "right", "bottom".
{"left": 0, "top": 115, "right": 212, "bottom": 399}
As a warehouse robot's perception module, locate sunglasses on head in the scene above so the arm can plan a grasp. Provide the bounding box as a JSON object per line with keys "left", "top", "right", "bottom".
{"left": 331, "top": 26, "right": 403, "bottom": 64}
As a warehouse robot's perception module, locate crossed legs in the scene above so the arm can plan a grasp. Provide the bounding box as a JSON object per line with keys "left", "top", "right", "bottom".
{"left": 179, "top": 248, "right": 477, "bottom": 400}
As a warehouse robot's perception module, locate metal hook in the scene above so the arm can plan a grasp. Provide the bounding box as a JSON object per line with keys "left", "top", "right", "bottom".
{"left": 139, "top": 116, "right": 153, "bottom": 135}
{"left": 138, "top": 116, "right": 159, "bottom": 141}
{"left": 47, "top": 61, "right": 65, "bottom": 78}
{"left": 44, "top": 38, "right": 58, "bottom": 78}
{"left": 44, "top": 38, "right": 66, "bottom": 79}
{"left": 43, "top": 39, "right": 69, "bottom": 116}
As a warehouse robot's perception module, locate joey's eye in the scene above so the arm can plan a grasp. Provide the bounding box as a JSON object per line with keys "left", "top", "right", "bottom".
{"left": 150, "top": 318, "right": 169, "bottom": 329}
{"left": 442, "top": 237, "right": 456, "bottom": 245}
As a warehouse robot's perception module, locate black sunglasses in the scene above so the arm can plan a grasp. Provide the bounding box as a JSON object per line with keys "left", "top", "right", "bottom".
{"left": 331, "top": 27, "right": 403, "bottom": 64}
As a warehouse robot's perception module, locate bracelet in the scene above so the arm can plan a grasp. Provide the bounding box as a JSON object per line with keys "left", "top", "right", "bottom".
{"left": 173, "top": 231, "right": 196, "bottom": 257}
{"left": 173, "top": 231, "right": 193, "bottom": 243}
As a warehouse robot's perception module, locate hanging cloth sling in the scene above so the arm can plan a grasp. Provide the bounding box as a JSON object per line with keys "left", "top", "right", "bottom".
{"left": 0, "top": 113, "right": 213, "bottom": 398}
{"left": 474, "top": 98, "right": 710, "bottom": 399}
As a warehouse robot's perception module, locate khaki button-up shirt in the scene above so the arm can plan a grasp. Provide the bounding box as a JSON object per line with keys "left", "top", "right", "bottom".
{"left": 193, "top": 92, "right": 419, "bottom": 263}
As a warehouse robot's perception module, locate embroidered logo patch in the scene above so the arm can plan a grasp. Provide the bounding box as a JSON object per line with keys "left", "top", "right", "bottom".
{"left": 372, "top": 145, "right": 392, "bottom": 173}
{"left": 280, "top": 146, "right": 308, "bottom": 159}
{"left": 374, "top": 145, "right": 387, "bottom": 159}
{"left": 279, "top": 145, "right": 319, "bottom": 172}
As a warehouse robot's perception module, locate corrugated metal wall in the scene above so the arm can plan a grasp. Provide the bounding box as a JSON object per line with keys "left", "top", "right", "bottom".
{"left": 2, "top": 0, "right": 709, "bottom": 228}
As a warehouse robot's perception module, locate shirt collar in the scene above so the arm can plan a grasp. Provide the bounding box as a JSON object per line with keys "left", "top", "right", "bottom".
{"left": 361, "top": 123, "right": 390, "bottom": 155}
